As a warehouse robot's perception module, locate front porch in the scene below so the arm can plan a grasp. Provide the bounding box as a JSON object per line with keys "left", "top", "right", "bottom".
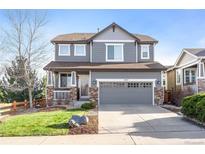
{"left": 46, "top": 70, "right": 91, "bottom": 106}
{"left": 177, "top": 60, "right": 205, "bottom": 94}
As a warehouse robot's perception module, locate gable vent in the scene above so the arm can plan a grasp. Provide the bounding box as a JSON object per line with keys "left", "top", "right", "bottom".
{"left": 112, "top": 25, "right": 115, "bottom": 32}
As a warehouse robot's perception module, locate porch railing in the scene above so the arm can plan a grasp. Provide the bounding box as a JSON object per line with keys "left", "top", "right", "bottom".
{"left": 53, "top": 90, "right": 70, "bottom": 100}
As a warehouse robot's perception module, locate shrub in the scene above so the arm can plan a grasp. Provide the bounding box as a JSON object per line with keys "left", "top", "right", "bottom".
{"left": 81, "top": 102, "right": 96, "bottom": 110}
{"left": 181, "top": 93, "right": 205, "bottom": 118}
{"left": 196, "top": 98, "right": 205, "bottom": 122}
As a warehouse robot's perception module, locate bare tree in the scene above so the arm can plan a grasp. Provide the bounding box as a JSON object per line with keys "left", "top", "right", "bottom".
{"left": 0, "top": 10, "right": 49, "bottom": 108}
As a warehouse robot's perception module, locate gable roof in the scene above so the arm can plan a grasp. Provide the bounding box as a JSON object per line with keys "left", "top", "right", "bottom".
{"left": 51, "top": 22, "right": 158, "bottom": 44}
{"left": 184, "top": 48, "right": 205, "bottom": 57}
{"left": 174, "top": 49, "right": 198, "bottom": 67}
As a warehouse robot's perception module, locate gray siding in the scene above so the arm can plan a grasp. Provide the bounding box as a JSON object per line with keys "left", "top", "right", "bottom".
{"left": 94, "top": 26, "right": 135, "bottom": 40}
{"left": 91, "top": 71, "right": 161, "bottom": 85}
{"left": 55, "top": 44, "right": 90, "bottom": 62}
{"left": 92, "top": 42, "right": 136, "bottom": 63}
{"left": 138, "top": 44, "right": 154, "bottom": 62}
{"left": 177, "top": 52, "right": 197, "bottom": 66}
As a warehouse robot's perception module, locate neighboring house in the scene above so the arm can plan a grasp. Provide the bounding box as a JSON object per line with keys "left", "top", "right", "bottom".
{"left": 43, "top": 23, "right": 165, "bottom": 106}
{"left": 166, "top": 48, "right": 205, "bottom": 94}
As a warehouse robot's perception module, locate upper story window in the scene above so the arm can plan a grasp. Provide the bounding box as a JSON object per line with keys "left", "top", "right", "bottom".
{"left": 58, "top": 44, "right": 70, "bottom": 56}
{"left": 74, "top": 44, "right": 86, "bottom": 56}
{"left": 106, "top": 44, "right": 124, "bottom": 62}
{"left": 141, "top": 45, "right": 150, "bottom": 59}
{"left": 184, "top": 68, "right": 196, "bottom": 84}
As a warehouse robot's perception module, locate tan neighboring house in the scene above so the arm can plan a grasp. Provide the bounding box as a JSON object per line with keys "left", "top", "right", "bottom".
{"left": 166, "top": 48, "right": 205, "bottom": 94}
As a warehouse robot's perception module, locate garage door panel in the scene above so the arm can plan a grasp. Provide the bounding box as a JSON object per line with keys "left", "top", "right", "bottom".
{"left": 100, "top": 82, "right": 153, "bottom": 104}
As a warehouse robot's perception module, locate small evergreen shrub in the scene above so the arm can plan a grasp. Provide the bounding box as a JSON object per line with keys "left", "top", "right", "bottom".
{"left": 181, "top": 93, "right": 205, "bottom": 122}
{"left": 81, "top": 102, "right": 96, "bottom": 110}
{"left": 196, "top": 98, "right": 205, "bottom": 122}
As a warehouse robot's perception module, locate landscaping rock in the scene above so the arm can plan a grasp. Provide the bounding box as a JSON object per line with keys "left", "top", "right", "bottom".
{"left": 68, "top": 115, "right": 89, "bottom": 128}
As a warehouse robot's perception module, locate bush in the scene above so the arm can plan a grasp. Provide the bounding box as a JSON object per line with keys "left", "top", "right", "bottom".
{"left": 196, "top": 98, "right": 205, "bottom": 122}
{"left": 181, "top": 93, "right": 205, "bottom": 118}
{"left": 81, "top": 102, "right": 96, "bottom": 110}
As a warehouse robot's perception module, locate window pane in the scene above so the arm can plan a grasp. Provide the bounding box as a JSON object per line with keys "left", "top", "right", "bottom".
{"left": 59, "top": 45, "right": 69, "bottom": 55}
{"left": 108, "top": 46, "right": 114, "bottom": 59}
{"left": 142, "top": 52, "right": 148, "bottom": 58}
{"left": 176, "top": 70, "right": 180, "bottom": 83}
{"left": 75, "top": 45, "right": 85, "bottom": 55}
{"left": 67, "top": 75, "right": 71, "bottom": 87}
{"left": 114, "top": 45, "right": 123, "bottom": 60}
{"left": 191, "top": 70, "right": 196, "bottom": 83}
{"left": 185, "top": 70, "right": 190, "bottom": 83}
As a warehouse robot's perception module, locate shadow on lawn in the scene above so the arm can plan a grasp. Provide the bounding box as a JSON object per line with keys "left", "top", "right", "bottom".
{"left": 47, "top": 123, "right": 68, "bottom": 129}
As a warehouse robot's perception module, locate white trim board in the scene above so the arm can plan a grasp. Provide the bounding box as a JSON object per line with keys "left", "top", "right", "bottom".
{"left": 93, "top": 40, "right": 135, "bottom": 42}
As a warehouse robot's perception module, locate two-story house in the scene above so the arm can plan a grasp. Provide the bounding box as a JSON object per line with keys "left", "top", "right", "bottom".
{"left": 43, "top": 23, "right": 165, "bottom": 106}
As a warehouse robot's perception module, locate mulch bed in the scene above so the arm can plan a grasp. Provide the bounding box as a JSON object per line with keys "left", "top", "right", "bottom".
{"left": 69, "top": 115, "right": 98, "bottom": 135}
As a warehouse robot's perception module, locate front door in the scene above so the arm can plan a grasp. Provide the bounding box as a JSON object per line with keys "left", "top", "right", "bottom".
{"left": 79, "top": 75, "right": 89, "bottom": 98}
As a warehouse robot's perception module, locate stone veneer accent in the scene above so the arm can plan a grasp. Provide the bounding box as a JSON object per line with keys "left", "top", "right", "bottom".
{"left": 88, "top": 86, "right": 164, "bottom": 105}
{"left": 198, "top": 78, "right": 205, "bottom": 93}
{"left": 47, "top": 86, "right": 54, "bottom": 106}
{"left": 70, "top": 87, "right": 78, "bottom": 101}
{"left": 154, "top": 87, "right": 164, "bottom": 105}
{"left": 89, "top": 87, "right": 98, "bottom": 103}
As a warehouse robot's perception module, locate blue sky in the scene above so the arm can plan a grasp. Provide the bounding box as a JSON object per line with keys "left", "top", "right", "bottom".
{"left": 1, "top": 9, "right": 205, "bottom": 67}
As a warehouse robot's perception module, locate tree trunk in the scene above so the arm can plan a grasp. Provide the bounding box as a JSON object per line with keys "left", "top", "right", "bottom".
{"left": 28, "top": 88, "right": 33, "bottom": 108}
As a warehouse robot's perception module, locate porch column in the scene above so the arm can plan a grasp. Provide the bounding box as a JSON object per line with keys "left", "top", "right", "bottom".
{"left": 70, "top": 71, "right": 77, "bottom": 101}
{"left": 197, "top": 62, "right": 205, "bottom": 93}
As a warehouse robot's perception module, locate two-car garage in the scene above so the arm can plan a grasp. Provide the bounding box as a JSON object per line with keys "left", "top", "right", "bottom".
{"left": 98, "top": 80, "right": 155, "bottom": 105}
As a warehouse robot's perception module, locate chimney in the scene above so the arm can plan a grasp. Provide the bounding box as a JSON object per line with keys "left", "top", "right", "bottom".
{"left": 97, "top": 28, "right": 100, "bottom": 32}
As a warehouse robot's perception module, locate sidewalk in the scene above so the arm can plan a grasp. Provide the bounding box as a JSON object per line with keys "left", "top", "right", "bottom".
{"left": 1, "top": 130, "right": 205, "bottom": 145}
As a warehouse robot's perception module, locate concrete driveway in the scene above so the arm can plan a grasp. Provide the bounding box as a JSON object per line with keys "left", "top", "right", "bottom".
{"left": 98, "top": 104, "right": 205, "bottom": 144}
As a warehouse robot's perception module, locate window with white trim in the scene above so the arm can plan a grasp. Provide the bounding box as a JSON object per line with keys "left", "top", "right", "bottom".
{"left": 106, "top": 44, "right": 124, "bottom": 62}
{"left": 47, "top": 71, "right": 53, "bottom": 86}
{"left": 183, "top": 68, "right": 196, "bottom": 84}
{"left": 59, "top": 73, "right": 71, "bottom": 88}
{"left": 58, "top": 44, "right": 70, "bottom": 56}
{"left": 176, "top": 69, "right": 181, "bottom": 85}
{"left": 74, "top": 44, "right": 86, "bottom": 56}
{"left": 141, "top": 45, "right": 150, "bottom": 59}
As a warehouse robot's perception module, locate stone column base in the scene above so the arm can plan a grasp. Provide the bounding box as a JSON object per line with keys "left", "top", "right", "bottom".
{"left": 47, "top": 86, "right": 54, "bottom": 106}
{"left": 89, "top": 87, "right": 98, "bottom": 103}
{"left": 198, "top": 78, "right": 205, "bottom": 93}
{"left": 154, "top": 87, "right": 164, "bottom": 105}
{"left": 70, "top": 87, "right": 78, "bottom": 101}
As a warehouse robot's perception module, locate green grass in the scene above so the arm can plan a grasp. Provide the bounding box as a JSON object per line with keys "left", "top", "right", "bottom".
{"left": 0, "top": 109, "right": 87, "bottom": 136}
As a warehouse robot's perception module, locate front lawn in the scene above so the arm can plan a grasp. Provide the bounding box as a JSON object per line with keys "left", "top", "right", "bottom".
{"left": 0, "top": 109, "right": 87, "bottom": 136}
